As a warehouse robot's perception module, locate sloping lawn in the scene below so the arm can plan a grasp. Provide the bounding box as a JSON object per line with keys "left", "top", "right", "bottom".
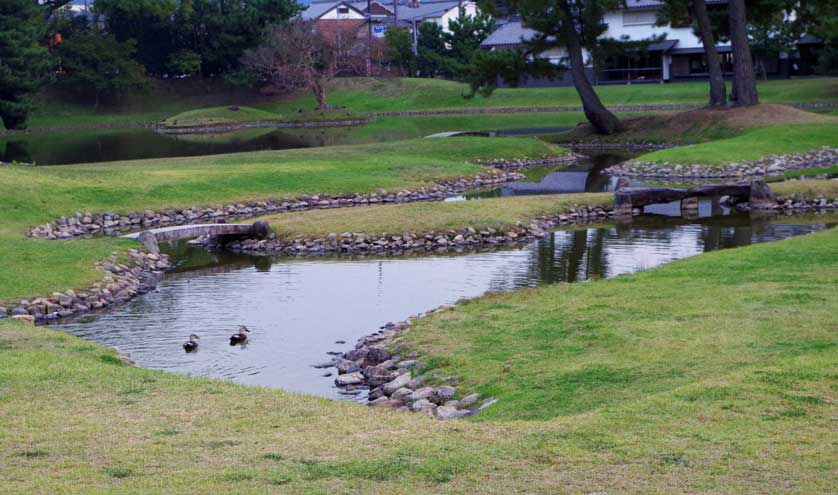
{"left": 640, "top": 123, "right": 838, "bottom": 165}
{"left": 1, "top": 226, "right": 836, "bottom": 494}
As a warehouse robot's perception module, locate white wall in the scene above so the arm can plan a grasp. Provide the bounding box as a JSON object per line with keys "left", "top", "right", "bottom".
{"left": 438, "top": 1, "right": 478, "bottom": 33}
{"left": 319, "top": 4, "right": 366, "bottom": 20}
{"left": 600, "top": 9, "right": 728, "bottom": 50}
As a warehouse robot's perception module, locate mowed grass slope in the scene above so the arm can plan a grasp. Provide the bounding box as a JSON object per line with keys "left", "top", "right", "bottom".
{"left": 1, "top": 227, "right": 836, "bottom": 494}
{"left": 0, "top": 137, "right": 564, "bottom": 304}
{"left": 24, "top": 77, "right": 838, "bottom": 130}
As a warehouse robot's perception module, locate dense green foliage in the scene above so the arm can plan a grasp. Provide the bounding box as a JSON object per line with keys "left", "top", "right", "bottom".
{"left": 91, "top": 0, "right": 301, "bottom": 76}
{"left": 0, "top": 0, "right": 52, "bottom": 129}
{"left": 56, "top": 34, "right": 149, "bottom": 107}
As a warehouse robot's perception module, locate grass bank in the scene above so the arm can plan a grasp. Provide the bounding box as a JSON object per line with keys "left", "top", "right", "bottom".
{"left": 24, "top": 77, "right": 838, "bottom": 131}
{"left": 0, "top": 137, "right": 563, "bottom": 304}
{"left": 640, "top": 122, "right": 838, "bottom": 165}
{"left": 162, "top": 106, "right": 366, "bottom": 129}
{"left": 2, "top": 224, "right": 836, "bottom": 493}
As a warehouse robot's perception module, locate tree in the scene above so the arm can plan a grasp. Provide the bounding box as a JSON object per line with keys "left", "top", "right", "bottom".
{"left": 0, "top": 0, "right": 52, "bottom": 129}
{"left": 243, "top": 20, "right": 358, "bottom": 108}
{"left": 657, "top": 0, "right": 726, "bottom": 106}
{"left": 728, "top": 0, "right": 758, "bottom": 105}
{"left": 56, "top": 33, "right": 149, "bottom": 108}
{"left": 469, "top": 0, "right": 622, "bottom": 135}
{"left": 385, "top": 27, "right": 416, "bottom": 76}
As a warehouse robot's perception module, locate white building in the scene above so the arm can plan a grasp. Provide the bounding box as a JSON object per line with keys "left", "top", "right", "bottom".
{"left": 302, "top": 0, "right": 478, "bottom": 35}
{"left": 481, "top": 0, "right": 811, "bottom": 85}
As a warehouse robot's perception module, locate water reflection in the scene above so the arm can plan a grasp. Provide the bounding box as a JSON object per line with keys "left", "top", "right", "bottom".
{"left": 53, "top": 213, "right": 835, "bottom": 399}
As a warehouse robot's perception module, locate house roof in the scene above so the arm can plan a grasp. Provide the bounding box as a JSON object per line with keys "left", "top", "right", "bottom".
{"left": 301, "top": 1, "right": 366, "bottom": 20}
{"left": 481, "top": 20, "right": 540, "bottom": 47}
{"left": 303, "top": 0, "right": 464, "bottom": 22}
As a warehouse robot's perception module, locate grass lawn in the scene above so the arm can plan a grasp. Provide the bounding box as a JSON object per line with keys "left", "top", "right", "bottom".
{"left": 162, "top": 106, "right": 284, "bottom": 128}
{"left": 23, "top": 77, "right": 838, "bottom": 131}
{"left": 263, "top": 192, "right": 613, "bottom": 238}
{"left": 1, "top": 223, "right": 836, "bottom": 493}
{"left": 640, "top": 122, "right": 838, "bottom": 165}
{"left": 0, "top": 137, "right": 564, "bottom": 305}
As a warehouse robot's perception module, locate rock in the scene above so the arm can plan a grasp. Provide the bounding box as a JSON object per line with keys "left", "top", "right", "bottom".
{"left": 410, "top": 399, "right": 438, "bottom": 413}
{"left": 431, "top": 386, "right": 456, "bottom": 404}
{"left": 335, "top": 372, "right": 364, "bottom": 386}
{"left": 364, "top": 347, "right": 391, "bottom": 366}
{"left": 457, "top": 393, "right": 480, "bottom": 408}
{"left": 344, "top": 348, "right": 369, "bottom": 361}
{"left": 436, "top": 406, "right": 470, "bottom": 420}
{"left": 369, "top": 397, "right": 404, "bottom": 408}
{"left": 407, "top": 387, "right": 435, "bottom": 402}
{"left": 368, "top": 387, "right": 386, "bottom": 400}
{"left": 382, "top": 372, "right": 412, "bottom": 395}
{"left": 10, "top": 307, "right": 28, "bottom": 316}
{"left": 336, "top": 359, "right": 360, "bottom": 374}
{"left": 475, "top": 398, "right": 499, "bottom": 413}
{"left": 391, "top": 387, "right": 413, "bottom": 401}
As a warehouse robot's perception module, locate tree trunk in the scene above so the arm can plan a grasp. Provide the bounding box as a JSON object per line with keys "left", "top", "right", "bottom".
{"left": 691, "top": 0, "right": 726, "bottom": 106}
{"left": 560, "top": 2, "right": 621, "bottom": 135}
{"left": 728, "top": 0, "right": 758, "bottom": 106}
{"left": 312, "top": 81, "right": 328, "bottom": 109}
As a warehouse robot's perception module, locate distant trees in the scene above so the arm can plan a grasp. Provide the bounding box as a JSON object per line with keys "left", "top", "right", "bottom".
{"left": 243, "top": 20, "right": 362, "bottom": 108}
{"left": 0, "top": 0, "right": 52, "bottom": 129}
{"left": 56, "top": 34, "right": 149, "bottom": 108}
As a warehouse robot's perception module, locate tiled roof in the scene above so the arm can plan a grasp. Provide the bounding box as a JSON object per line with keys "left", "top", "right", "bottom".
{"left": 480, "top": 20, "right": 540, "bottom": 47}
{"left": 304, "top": 0, "right": 463, "bottom": 22}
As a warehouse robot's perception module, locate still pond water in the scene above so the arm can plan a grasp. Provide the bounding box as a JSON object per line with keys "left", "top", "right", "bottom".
{"left": 55, "top": 212, "right": 835, "bottom": 400}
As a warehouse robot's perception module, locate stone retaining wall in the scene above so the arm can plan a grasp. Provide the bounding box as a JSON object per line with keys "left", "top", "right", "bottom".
{"left": 606, "top": 147, "right": 838, "bottom": 179}
{"left": 27, "top": 158, "right": 577, "bottom": 240}
{"left": 155, "top": 119, "right": 369, "bottom": 135}
{"left": 0, "top": 250, "right": 170, "bottom": 323}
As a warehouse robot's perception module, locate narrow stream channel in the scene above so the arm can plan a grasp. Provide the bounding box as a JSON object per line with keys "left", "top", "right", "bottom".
{"left": 54, "top": 212, "right": 836, "bottom": 400}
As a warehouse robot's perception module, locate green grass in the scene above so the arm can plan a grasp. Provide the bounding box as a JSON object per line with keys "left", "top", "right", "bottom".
{"left": 23, "top": 77, "right": 838, "bottom": 131}
{"left": 162, "top": 106, "right": 283, "bottom": 128}
{"left": 0, "top": 137, "right": 563, "bottom": 304}
{"left": 1, "top": 226, "right": 836, "bottom": 493}
{"left": 640, "top": 123, "right": 838, "bottom": 165}
{"left": 265, "top": 77, "right": 838, "bottom": 114}
{"left": 262, "top": 192, "right": 612, "bottom": 238}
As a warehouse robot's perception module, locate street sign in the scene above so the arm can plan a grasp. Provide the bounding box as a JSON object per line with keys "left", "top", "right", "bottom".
{"left": 372, "top": 25, "right": 387, "bottom": 38}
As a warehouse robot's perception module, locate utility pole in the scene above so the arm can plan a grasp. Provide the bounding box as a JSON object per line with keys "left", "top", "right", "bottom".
{"left": 367, "top": 0, "right": 373, "bottom": 76}
{"left": 393, "top": 0, "right": 398, "bottom": 23}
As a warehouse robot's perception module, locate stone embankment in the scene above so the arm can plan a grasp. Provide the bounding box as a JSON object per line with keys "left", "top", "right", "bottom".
{"left": 606, "top": 147, "right": 838, "bottom": 179}
{"left": 155, "top": 119, "right": 369, "bottom": 135}
{"left": 0, "top": 250, "right": 170, "bottom": 323}
{"left": 318, "top": 319, "right": 498, "bottom": 419}
{"left": 28, "top": 173, "right": 526, "bottom": 240}
{"left": 211, "top": 204, "right": 614, "bottom": 255}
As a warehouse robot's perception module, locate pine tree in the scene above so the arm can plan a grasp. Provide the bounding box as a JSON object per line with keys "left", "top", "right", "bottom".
{"left": 0, "top": 0, "right": 53, "bottom": 129}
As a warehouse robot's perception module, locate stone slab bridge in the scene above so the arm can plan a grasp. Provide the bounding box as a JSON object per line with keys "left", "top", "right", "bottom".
{"left": 122, "top": 221, "right": 269, "bottom": 254}
{"left": 613, "top": 179, "right": 775, "bottom": 216}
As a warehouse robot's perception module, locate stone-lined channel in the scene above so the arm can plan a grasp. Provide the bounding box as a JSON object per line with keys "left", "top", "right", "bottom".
{"left": 53, "top": 210, "right": 835, "bottom": 400}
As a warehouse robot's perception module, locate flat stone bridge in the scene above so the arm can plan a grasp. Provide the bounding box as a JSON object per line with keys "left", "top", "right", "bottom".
{"left": 614, "top": 179, "right": 775, "bottom": 216}
{"left": 123, "top": 221, "right": 269, "bottom": 253}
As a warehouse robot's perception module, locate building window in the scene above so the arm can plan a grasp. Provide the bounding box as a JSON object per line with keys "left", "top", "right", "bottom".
{"left": 337, "top": 6, "right": 350, "bottom": 14}
{"left": 622, "top": 10, "right": 657, "bottom": 26}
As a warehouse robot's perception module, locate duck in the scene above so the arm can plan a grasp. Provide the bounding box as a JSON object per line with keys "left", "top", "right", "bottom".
{"left": 229, "top": 325, "right": 250, "bottom": 345}
{"left": 183, "top": 334, "right": 200, "bottom": 352}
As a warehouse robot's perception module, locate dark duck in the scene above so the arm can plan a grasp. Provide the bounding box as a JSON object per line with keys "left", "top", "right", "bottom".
{"left": 183, "top": 334, "right": 200, "bottom": 352}
{"left": 229, "top": 325, "right": 250, "bottom": 345}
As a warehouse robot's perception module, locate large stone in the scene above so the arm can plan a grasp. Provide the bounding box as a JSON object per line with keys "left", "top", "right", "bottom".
{"left": 410, "top": 399, "right": 437, "bottom": 413}
{"left": 391, "top": 387, "right": 413, "bottom": 401}
{"left": 335, "top": 372, "right": 364, "bottom": 386}
{"left": 369, "top": 397, "right": 404, "bottom": 408}
{"left": 364, "top": 347, "right": 391, "bottom": 366}
{"left": 382, "top": 372, "right": 412, "bottom": 395}
{"left": 457, "top": 393, "right": 480, "bottom": 408}
{"left": 407, "top": 387, "right": 434, "bottom": 403}
{"left": 336, "top": 359, "right": 360, "bottom": 375}
{"left": 436, "top": 406, "right": 469, "bottom": 420}
{"left": 11, "top": 315, "right": 35, "bottom": 325}
{"left": 344, "top": 347, "right": 369, "bottom": 361}
{"left": 431, "top": 386, "right": 456, "bottom": 404}
{"left": 749, "top": 179, "right": 776, "bottom": 210}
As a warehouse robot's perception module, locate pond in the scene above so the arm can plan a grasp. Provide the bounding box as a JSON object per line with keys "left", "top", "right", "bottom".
{"left": 0, "top": 118, "right": 573, "bottom": 166}
{"left": 53, "top": 211, "right": 836, "bottom": 400}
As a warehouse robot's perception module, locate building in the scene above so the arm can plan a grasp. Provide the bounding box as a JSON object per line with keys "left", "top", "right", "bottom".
{"left": 301, "top": 0, "right": 478, "bottom": 41}
{"left": 481, "top": 0, "right": 813, "bottom": 86}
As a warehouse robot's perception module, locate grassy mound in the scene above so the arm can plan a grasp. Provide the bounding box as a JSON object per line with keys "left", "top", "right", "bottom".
{"left": 162, "top": 106, "right": 283, "bottom": 128}
{"left": 282, "top": 107, "right": 367, "bottom": 123}
{"left": 557, "top": 103, "right": 837, "bottom": 145}
{"left": 1, "top": 223, "right": 836, "bottom": 493}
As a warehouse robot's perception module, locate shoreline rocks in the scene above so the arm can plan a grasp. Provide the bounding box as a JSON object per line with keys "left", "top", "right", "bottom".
{"left": 28, "top": 157, "right": 573, "bottom": 240}
{"left": 606, "top": 147, "right": 838, "bottom": 179}
{"left": 208, "top": 204, "right": 615, "bottom": 255}
{"left": 327, "top": 320, "right": 499, "bottom": 419}
{"left": 1, "top": 250, "right": 170, "bottom": 323}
